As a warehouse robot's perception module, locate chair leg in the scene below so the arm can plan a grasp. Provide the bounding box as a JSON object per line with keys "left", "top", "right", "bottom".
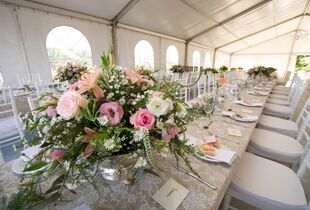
{"left": 221, "top": 193, "right": 232, "bottom": 210}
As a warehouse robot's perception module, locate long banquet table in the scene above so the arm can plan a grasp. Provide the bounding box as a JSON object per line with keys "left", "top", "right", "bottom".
{"left": 0, "top": 82, "right": 274, "bottom": 210}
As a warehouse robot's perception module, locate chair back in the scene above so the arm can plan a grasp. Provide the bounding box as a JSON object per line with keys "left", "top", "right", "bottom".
{"left": 290, "top": 79, "right": 309, "bottom": 119}
{"left": 17, "top": 73, "right": 41, "bottom": 87}
{"left": 177, "top": 77, "right": 188, "bottom": 102}
{"left": 297, "top": 114, "right": 310, "bottom": 180}
{"left": 0, "top": 87, "right": 23, "bottom": 147}
{"left": 27, "top": 96, "right": 41, "bottom": 111}
{"left": 197, "top": 75, "right": 207, "bottom": 97}
{"left": 35, "top": 82, "right": 68, "bottom": 97}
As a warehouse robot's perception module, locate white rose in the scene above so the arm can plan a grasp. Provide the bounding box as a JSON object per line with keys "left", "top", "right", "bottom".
{"left": 147, "top": 97, "right": 169, "bottom": 117}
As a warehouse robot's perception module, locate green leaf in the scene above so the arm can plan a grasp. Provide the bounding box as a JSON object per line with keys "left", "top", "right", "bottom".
{"left": 45, "top": 184, "right": 61, "bottom": 195}
{"left": 80, "top": 107, "right": 93, "bottom": 121}
{"left": 23, "top": 161, "right": 48, "bottom": 172}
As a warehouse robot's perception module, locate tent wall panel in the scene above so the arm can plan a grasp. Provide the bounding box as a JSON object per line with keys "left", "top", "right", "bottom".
{"left": 0, "top": 4, "right": 29, "bottom": 86}
{"left": 17, "top": 7, "right": 112, "bottom": 81}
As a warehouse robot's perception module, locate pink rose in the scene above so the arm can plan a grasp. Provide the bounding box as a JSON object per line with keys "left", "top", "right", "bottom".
{"left": 162, "top": 119, "right": 180, "bottom": 142}
{"left": 68, "top": 81, "right": 81, "bottom": 91}
{"left": 130, "top": 109, "right": 155, "bottom": 130}
{"left": 72, "top": 67, "right": 78, "bottom": 72}
{"left": 99, "top": 102, "right": 124, "bottom": 125}
{"left": 153, "top": 91, "right": 164, "bottom": 98}
{"left": 56, "top": 91, "right": 88, "bottom": 119}
{"left": 50, "top": 150, "right": 65, "bottom": 160}
{"left": 46, "top": 106, "right": 57, "bottom": 118}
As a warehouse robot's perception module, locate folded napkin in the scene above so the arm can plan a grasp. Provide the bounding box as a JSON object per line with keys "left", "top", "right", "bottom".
{"left": 221, "top": 111, "right": 258, "bottom": 122}
{"left": 234, "top": 100, "right": 263, "bottom": 107}
{"left": 21, "top": 145, "right": 41, "bottom": 162}
{"left": 196, "top": 148, "right": 237, "bottom": 165}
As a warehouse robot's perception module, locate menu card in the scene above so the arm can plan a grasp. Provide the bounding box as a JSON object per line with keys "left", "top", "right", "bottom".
{"left": 153, "top": 178, "right": 189, "bottom": 210}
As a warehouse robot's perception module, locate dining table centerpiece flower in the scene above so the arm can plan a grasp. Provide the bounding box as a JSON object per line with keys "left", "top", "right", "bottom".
{"left": 9, "top": 50, "right": 208, "bottom": 209}
{"left": 54, "top": 62, "right": 89, "bottom": 84}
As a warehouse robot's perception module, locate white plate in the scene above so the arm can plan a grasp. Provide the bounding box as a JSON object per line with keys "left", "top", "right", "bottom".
{"left": 234, "top": 100, "right": 263, "bottom": 107}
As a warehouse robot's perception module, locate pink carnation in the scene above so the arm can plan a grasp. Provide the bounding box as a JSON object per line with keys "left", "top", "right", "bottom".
{"left": 50, "top": 150, "right": 65, "bottom": 160}
{"left": 130, "top": 109, "right": 155, "bottom": 130}
{"left": 99, "top": 102, "right": 124, "bottom": 125}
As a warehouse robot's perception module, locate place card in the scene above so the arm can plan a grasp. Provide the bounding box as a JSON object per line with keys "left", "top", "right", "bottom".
{"left": 227, "top": 128, "right": 242, "bottom": 137}
{"left": 153, "top": 178, "right": 189, "bottom": 210}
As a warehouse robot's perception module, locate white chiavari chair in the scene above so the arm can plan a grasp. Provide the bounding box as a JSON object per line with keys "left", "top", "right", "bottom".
{"left": 206, "top": 73, "right": 213, "bottom": 94}
{"left": 263, "top": 79, "right": 308, "bottom": 119}
{"left": 17, "top": 73, "right": 41, "bottom": 87}
{"left": 270, "top": 74, "right": 302, "bottom": 99}
{"left": 178, "top": 77, "right": 188, "bottom": 103}
{"left": 197, "top": 74, "right": 207, "bottom": 98}
{"left": 187, "top": 72, "right": 199, "bottom": 100}
{"left": 248, "top": 98, "right": 310, "bottom": 166}
{"left": 221, "top": 144, "right": 310, "bottom": 210}
{"left": 0, "top": 87, "right": 23, "bottom": 163}
{"left": 35, "top": 81, "right": 68, "bottom": 97}
{"left": 258, "top": 96, "right": 310, "bottom": 138}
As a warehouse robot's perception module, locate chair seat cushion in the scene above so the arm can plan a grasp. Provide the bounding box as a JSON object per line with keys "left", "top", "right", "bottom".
{"left": 269, "top": 93, "right": 289, "bottom": 100}
{"left": 257, "top": 115, "right": 298, "bottom": 138}
{"left": 0, "top": 117, "right": 18, "bottom": 139}
{"left": 263, "top": 103, "right": 292, "bottom": 119}
{"left": 231, "top": 153, "right": 307, "bottom": 210}
{"left": 271, "top": 90, "right": 289, "bottom": 95}
{"left": 267, "top": 98, "right": 290, "bottom": 106}
{"left": 248, "top": 129, "right": 304, "bottom": 164}
{"left": 273, "top": 86, "right": 291, "bottom": 91}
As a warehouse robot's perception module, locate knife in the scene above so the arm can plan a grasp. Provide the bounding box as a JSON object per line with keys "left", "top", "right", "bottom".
{"left": 169, "top": 163, "right": 217, "bottom": 190}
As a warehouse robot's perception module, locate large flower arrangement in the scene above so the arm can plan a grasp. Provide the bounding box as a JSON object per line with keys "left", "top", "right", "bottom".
{"left": 9, "top": 52, "right": 207, "bottom": 209}
{"left": 247, "top": 66, "right": 276, "bottom": 78}
{"left": 54, "top": 63, "right": 88, "bottom": 84}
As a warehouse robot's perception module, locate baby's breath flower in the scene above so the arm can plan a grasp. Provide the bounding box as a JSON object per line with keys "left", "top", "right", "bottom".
{"left": 104, "top": 138, "right": 115, "bottom": 151}
{"left": 134, "top": 157, "right": 147, "bottom": 168}
{"left": 97, "top": 116, "right": 109, "bottom": 126}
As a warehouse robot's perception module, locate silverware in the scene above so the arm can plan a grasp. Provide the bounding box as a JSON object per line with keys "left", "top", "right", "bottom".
{"left": 224, "top": 119, "right": 251, "bottom": 128}
{"left": 169, "top": 163, "right": 217, "bottom": 190}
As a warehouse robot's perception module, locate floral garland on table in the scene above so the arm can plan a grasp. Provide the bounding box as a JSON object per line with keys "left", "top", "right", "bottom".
{"left": 247, "top": 66, "right": 276, "bottom": 78}
{"left": 169, "top": 65, "right": 185, "bottom": 73}
{"left": 54, "top": 63, "right": 88, "bottom": 84}
{"left": 7, "top": 51, "right": 208, "bottom": 209}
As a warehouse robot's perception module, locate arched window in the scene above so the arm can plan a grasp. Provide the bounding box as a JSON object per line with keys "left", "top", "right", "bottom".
{"left": 204, "top": 52, "right": 211, "bottom": 68}
{"left": 46, "top": 26, "right": 92, "bottom": 77}
{"left": 166, "top": 45, "right": 179, "bottom": 71}
{"left": 134, "top": 40, "right": 154, "bottom": 68}
{"left": 192, "top": 50, "right": 200, "bottom": 67}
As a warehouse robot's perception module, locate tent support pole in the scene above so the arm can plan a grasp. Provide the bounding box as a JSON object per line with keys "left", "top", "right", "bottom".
{"left": 185, "top": 40, "right": 190, "bottom": 66}
{"left": 212, "top": 49, "right": 217, "bottom": 68}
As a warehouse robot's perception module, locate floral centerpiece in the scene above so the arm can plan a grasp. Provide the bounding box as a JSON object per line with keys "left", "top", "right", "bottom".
{"left": 54, "top": 63, "right": 88, "bottom": 84}
{"left": 203, "top": 68, "right": 218, "bottom": 74}
{"left": 8, "top": 51, "right": 207, "bottom": 209}
{"left": 169, "top": 65, "right": 185, "bottom": 73}
{"left": 247, "top": 66, "right": 276, "bottom": 78}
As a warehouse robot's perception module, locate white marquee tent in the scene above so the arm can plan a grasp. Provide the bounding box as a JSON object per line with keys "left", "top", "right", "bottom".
{"left": 1, "top": 0, "right": 310, "bottom": 86}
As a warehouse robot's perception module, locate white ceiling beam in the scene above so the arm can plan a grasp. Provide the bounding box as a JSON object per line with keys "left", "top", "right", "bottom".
{"left": 186, "top": 0, "right": 272, "bottom": 42}
{"left": 111, "top": 0, "right": 140, "bottom": 24}
{"left": 232, "top": 29, "right": 297, "bottom": 54}
{"left": 216, "top": 14, "right": 303, "bottom": 49}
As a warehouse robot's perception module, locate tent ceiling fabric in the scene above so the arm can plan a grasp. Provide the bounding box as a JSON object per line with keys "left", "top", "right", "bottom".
{"left": 28, "top": 0, "right": 310, "bottom": 53}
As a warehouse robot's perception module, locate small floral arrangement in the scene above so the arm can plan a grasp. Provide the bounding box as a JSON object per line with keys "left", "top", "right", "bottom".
{"left": 54, "top": 63, "right": 88, "bottom": 84}
{"left": 219, "top": 65, "right": 228, "bottom": 73}
{"left": 247, "top": 66, "right": 276, "bottom": 78}
{"left": 169, "top": 65, "right": 185, "bottom": 73}
{"left": 9, "top": 50, "right": 207, "bottom": 209}
{"left": 203, "top": 68, "right": 218, "bottom": 74}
